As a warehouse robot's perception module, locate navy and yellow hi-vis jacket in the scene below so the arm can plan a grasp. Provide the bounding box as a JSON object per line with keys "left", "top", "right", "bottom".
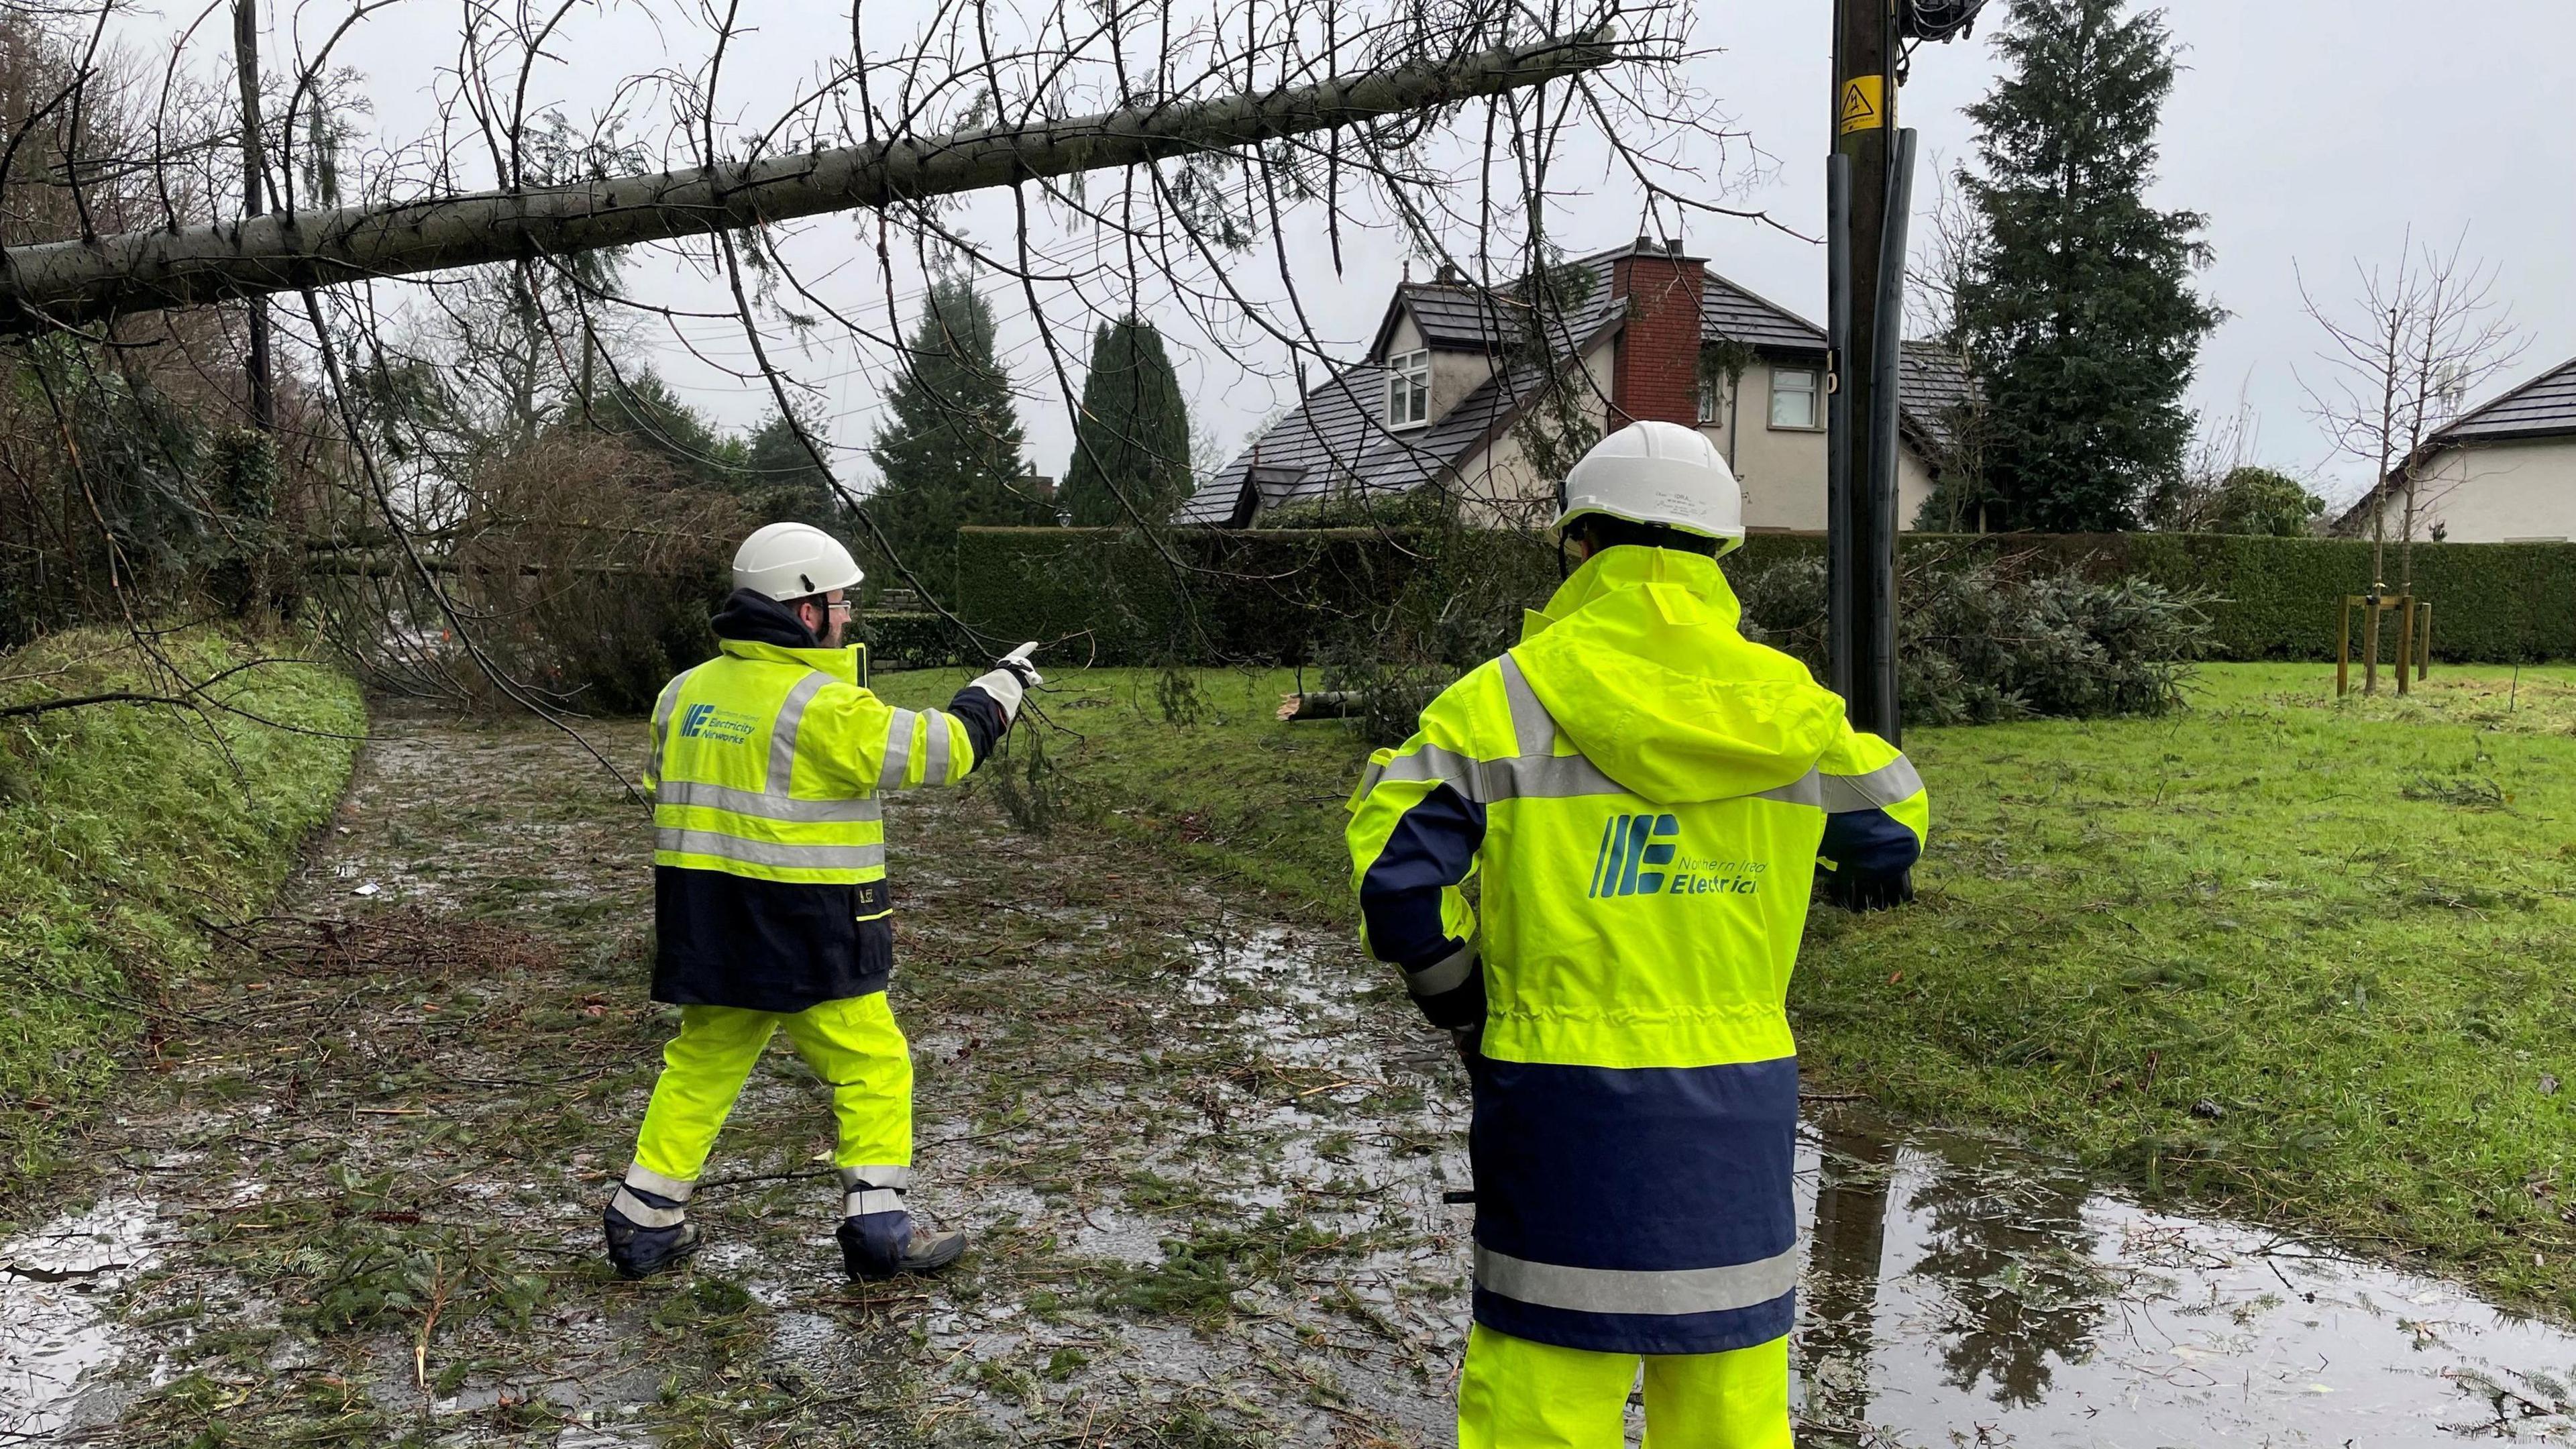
{"left": 1344, "top": 545, "right": 1928, "bottom": 1356}
{"left": 644, "top": 590, "right": 1007, "bottom": 1014}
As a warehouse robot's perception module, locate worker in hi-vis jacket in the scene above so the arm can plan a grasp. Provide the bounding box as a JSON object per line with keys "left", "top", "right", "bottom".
{"left": 1345, "top": 422, "right": 1929, "bottom": 1446}
{"left": 604, "top": 521, "right": 1041, "bottom": 1283}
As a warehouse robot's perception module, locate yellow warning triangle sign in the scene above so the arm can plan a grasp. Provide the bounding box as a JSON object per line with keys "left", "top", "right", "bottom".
{"left": 1838, "top": 75, "right": 1884, "bottom": 134}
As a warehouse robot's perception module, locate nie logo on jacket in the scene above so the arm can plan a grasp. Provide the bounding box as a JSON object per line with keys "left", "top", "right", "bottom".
{"left": 1587, "top": 812, "right": 1766, "bottom": 899}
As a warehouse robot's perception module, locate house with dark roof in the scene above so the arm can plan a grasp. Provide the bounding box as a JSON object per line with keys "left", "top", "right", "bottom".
{"left": 2334, "top": 354, "right": 2576, "bottom": 543}
{"left": 1179, "top": 239, "right": 1972, "bottom": 531}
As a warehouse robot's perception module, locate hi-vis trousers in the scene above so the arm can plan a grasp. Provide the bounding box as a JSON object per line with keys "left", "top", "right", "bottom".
{"left": 1458, "top": 1325, "right": 1793, "bottom": 1449}
{"left": 631, "top": 994, "right": 912, "bottom": 1188}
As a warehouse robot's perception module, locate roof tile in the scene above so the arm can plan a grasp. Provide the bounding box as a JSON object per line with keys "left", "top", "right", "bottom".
{"left": 2440, "top": 355, "right": 2576, "bottom": 443}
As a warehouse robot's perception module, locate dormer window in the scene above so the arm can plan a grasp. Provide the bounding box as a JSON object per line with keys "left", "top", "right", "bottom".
{"left": 1385, "top": 350, "right": 1431, "bottom": 429}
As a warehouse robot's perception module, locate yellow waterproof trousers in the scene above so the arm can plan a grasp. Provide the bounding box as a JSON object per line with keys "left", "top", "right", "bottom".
{"left": 631, "top": 993, "right": 913, "bottom": 1184}
{"left": 1458, "top": 1325, "right": 1792, "bottom": 1449}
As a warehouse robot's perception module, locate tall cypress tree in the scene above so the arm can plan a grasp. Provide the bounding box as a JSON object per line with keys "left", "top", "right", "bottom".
{"left": 866, "top": 275, "right": 1051, "bottom": 571}
{"left": 1060, "top": 315, "right": 1193, "bottom": 527}
{"left": 743, "top": 411, "right": 839, "bottom": 526}
{"left": 1953, "top": 0, "right": 2218, "bottom": 531}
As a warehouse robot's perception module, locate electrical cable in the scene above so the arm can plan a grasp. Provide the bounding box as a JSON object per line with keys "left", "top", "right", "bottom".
{"left": 1898, "top": 0, "right": 1987, "bottom": 44}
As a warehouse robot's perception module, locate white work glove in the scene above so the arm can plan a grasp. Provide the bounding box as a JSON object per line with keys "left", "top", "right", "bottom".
{"left": 969, "top": 641, "right": 1043, "bottom": 723}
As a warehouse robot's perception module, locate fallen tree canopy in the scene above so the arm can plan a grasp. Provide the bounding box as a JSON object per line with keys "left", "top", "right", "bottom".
{"left": 0, "top": 629, "right": 363, "bottom": 1192}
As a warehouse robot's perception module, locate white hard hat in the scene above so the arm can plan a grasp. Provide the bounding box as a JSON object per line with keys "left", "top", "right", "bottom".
{"left": 733, "top": 521, "right": 864, "bottom": 601}
{"left": 1554, "top": 420, "right": 1743, "bottom": 554}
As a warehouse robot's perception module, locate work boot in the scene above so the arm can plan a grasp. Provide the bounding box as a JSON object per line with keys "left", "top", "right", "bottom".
{"left": 837, "top": 1209, "right": 966, "bottom": 1281}
{"left": 604, "top": 1166, "right": 702, "bottom": 1281}
{"left": 833, "top": 1167, "right": 965, "bottom": 1280}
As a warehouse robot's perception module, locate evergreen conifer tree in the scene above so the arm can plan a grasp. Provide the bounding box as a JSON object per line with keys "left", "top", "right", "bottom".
{"left": 1060, "top": 315, "right": 1192, "bottom": 526}
{"left": 743, "top": 411, "right": 839, "bottom": 525}
{"left": 1953, "top": 0, "right": 2218, "bottom": 531}
{"left": 866, "top": 275, "right": 1050, "bottom": 570}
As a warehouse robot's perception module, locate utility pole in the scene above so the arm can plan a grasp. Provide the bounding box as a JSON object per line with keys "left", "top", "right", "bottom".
{"left": 1829, "top": 1, "right": 1980, "bottom": 745}
{"left": 1827, "top": 0, "right": 1903, "bottom": 743}
{"left": 232, "top": 0, "right": 273, "bottom": 432}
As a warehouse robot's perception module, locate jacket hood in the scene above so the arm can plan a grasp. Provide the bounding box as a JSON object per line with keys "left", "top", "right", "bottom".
{"left": 1510, "top": 547, "right": 1845, "bottom": 804}
{"left": 709, "top": 588, "right": 862, "bottom": 684}
{"left": 712, "top": 588, "right": 821, "bottom": 649}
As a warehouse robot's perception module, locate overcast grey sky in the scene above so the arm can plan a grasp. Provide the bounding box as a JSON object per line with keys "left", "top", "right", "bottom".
{"left": 195, "top": 0, "right": 2576, "bottom": 505}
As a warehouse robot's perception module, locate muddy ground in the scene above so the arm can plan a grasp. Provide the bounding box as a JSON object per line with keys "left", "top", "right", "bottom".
{"left": 17, "top": 706, "right": 1479, "bottom": 1447}
{"left": 14, "top": 706, "right": 2576, "bottom": 1448}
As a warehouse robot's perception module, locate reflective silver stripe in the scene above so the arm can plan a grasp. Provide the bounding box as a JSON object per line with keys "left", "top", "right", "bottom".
{"left": 1497, "top": 654, "right": 1556, "bottom": 759}
{"left": 1481, "top": 753, "right": 1625, "bottom": 802}
{"left": 878, "top": 709, "right": 917, "bottom": 791}
{"left": 1822, "top": 755, "right": 1924, "bottom": 812}
{"left": 922, "top": 710, "right": 953, "bottom": 785}
{"left": 1754, "top": 769, "right": 1825, "bottom": 808}
{"left": 646, "top": 667, "right": 696, "bottom": 788}
{"left": 769, "top": 673, "right": 830, "bottom": 794}
{"left": 837, "top": 1165, "right": 914, "bottom": 1191}
{"left": 654, "top": 828, "right": 886, "bottom": 871}
{"left": 1375, "top": 745, "right": 1478, "bottom": 790}
{"left": 1474, "top": 1242, "right": 1803, "bottom": 1316}
{"left": 843, "top": 1188, "right": 906, "bottom": 1216}
{"left": 1404, "top": 939, "right": 1478, "bottom": 997}
{"left": 610, "top": 1187, "right": 688, "bottom": 1229}
{"left": 623, "top": 1162, "right": 696, "bottom": 1201}
{"left": 1356, "top": 758, "right": 1389, "bottom": 796}
{"left": 657, "top": 781, "right": 884, "bottom": 824}
{"left": 1375, "top": 745, "right": 1629, "bottom": 802}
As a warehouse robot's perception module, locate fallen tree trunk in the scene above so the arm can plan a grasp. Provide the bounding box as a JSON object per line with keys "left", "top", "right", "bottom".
{"left": 1276, "top": 686, "right": 1442, "bottom": 721}
{"left": 1, "top": 33, "right": 1612, "bottom": 335}
{"left": 304, "top": 557, "right": 641, "bottom": 578}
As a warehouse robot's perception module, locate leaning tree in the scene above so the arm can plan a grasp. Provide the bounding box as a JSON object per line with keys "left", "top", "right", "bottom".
{"left": 1, "top": 0, "right": 1765, "bottom": 766}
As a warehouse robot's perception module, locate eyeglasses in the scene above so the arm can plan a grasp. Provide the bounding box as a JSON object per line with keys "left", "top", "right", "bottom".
{"left": 826, "top": 598, "right": 855, "bottom": 614}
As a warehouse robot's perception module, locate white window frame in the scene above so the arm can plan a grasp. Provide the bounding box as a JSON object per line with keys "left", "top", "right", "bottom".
{"left": 1697, "top": 372, "right": 1723, "bottom": 424}
{"left": 1385, "top": 350, "right": 1432, "bottom": 429}
{"left": 1767, "top": 367, "right": 1821, "bottom": 431}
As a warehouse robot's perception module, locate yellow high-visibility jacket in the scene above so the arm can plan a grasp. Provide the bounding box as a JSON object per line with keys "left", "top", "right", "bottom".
{"left": 644, "top": 591, "right": 1005, "bottom": 1012}
{"left": 1344, "top": 545, "right": 1927, "bottom": 1355}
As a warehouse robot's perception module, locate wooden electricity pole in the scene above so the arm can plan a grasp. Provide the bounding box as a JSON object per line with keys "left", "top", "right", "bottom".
{"left": 1827, "top": 0, "right": 1908, "bottom": 744}
{"left": 231, "top": 0, "right": 273, "bottom": 431}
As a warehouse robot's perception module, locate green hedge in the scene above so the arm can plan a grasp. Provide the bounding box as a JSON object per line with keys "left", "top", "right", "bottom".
{"left": 954, "top": 527, "right": 2576, "bottom": 665}
{"left": 859, "top": 611, "right": 963, "bottom": 674}
{"left": 1919, "top": 533, "right": 2576, "bottom": 662}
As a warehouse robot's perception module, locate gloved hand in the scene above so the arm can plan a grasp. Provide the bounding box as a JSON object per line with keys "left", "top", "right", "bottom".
{"left": 1827, "top": 867, "right": 1914, "bottom": 913}
{"left": 969, "top": 642, "right": 1044, "bottom": 724}
{"left": 1450, "top": 1024, "right": 1484, "bottom": 1070}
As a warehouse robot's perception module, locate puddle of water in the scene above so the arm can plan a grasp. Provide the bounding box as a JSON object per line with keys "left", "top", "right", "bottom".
{"left": 1184, "top": 926, "right": 1358, "bottom": 1070}
{"left": 0, "top": 1195, "right": 168, "bottom": 1438}
{"left": 1797, "top": 1120, "right": 2576, "bottom": 1446}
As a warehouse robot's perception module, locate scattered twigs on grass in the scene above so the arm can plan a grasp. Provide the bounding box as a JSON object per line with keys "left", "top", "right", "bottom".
{"left": 2400, "top": 773, "right": 2510, "bottom": 810}
{"left": 199, "top": 909, "right": 557, "bottom": 979}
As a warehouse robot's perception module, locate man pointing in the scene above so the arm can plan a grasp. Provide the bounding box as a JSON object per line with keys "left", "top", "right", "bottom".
{"left": 1345, "top": 423, "right": 1928, "bottom": 1446}
{"left": 604, "top": 521, "right": 1040, "bottom": 1283}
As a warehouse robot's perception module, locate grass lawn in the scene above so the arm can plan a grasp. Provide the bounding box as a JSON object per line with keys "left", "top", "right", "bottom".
{"left": 880, "top": 660, "right": 2576, "bottom": 1309}
{"left": 0, "top": 629, "right": 364, "bottom": 1194}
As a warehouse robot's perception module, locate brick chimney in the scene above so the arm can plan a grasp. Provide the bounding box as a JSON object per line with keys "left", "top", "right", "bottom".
{"left": 1607, "top": 236, "right": 1707, "bottom": 429}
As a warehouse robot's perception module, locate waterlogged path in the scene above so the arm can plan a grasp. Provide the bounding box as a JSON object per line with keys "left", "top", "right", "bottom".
{"left": 5, "top": 707, "right": 2573, "bottom": 1445}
